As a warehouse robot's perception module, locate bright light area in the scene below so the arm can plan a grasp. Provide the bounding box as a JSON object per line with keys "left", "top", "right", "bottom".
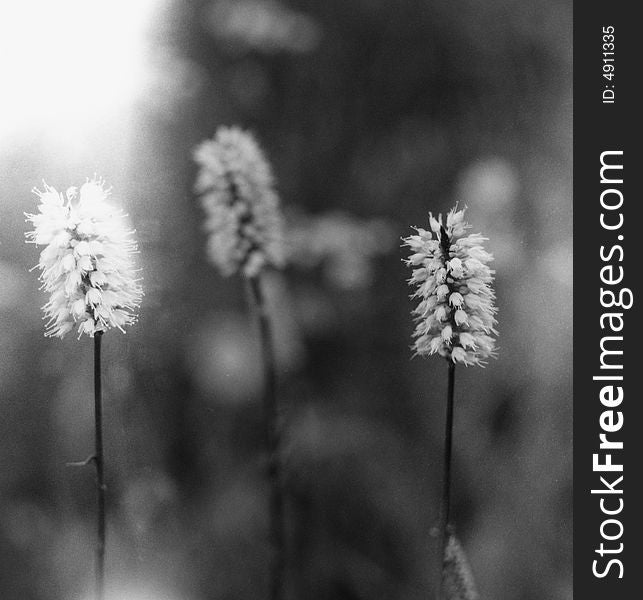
{"left": 0, "top": 1, "right": 157, "bottom": 139}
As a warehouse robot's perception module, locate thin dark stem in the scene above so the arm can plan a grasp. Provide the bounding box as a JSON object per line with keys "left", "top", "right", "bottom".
{"left": 438, "top": 361, "right": 455, "bottom": 600}
{"left": 248, "top": 275, "right": 285, "bottom": 600}
{"left": 94, "top": 331, "right": 105, "bottom": 600}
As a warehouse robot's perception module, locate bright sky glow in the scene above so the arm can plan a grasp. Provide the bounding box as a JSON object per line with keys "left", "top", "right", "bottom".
{"left": 0, "top": 1, "right": 157, "bottom": 139}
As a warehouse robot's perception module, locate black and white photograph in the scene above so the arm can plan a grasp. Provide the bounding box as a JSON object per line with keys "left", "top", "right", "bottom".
{"left": 1, "top": 1, "right": 574, "bottom": 599}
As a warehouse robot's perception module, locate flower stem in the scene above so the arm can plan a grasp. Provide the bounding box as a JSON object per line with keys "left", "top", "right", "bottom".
{"left": 438, "top": 360, "right": 455, "bottom": 600}
{"left": 248, "top": 275, "right": 285, "bottom": 600}
{"left": 94, "top": 331, "right": 106, "bottom": 600}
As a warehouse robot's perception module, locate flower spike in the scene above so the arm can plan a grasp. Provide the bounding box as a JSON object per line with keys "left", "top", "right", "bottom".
{"left": 26, "top": 178, "right": 143, "bottom": 338}
{"left": 193, "top": 126, "right": 285, "bottom": 278}
{"left": 403, "top": 206, "right": 497, "bottom": 366}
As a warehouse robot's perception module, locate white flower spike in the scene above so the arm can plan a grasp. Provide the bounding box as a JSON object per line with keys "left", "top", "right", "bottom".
{"left": 403, "top": 206, "right": 497, "bottom": 366}
{"left": 26, "top": 178, "right": 143, "bottom": 338}
{"left": 193, "top": 126, "right": 285, "bottom": 278}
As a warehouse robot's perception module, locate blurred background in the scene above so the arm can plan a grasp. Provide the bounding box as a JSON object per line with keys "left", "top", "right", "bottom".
{"left": 0, "top": 1, "right": 571, "bottom": 599}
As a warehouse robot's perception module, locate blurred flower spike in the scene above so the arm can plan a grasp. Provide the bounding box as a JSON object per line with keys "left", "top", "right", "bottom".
{"left": 193, "top": 126, "right": 285, "bottom": 278}
{"left": 403, "top": 206, "right": 497, "bottom": 366}
{"left": 25, "top": 179, "right": 143, "bottom": 339}
{"left": 443, "top": 534, "right": 480, "bottom": 600}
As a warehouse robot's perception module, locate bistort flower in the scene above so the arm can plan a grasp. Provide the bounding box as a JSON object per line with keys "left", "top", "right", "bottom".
{"left": 25, "top": 179, "right": 143, "bottom": 338}
{"left": 443, "top": 534, "right": 480, "bottom": 600}
{"left": 193, "top": 126, "right": 285, "bottom": 278}
{"left": 403, "top": 206, "right": 497, "bottom": 366}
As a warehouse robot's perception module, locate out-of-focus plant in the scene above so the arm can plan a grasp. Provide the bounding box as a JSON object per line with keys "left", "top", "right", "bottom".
{"left": 205, "top": 0, "right": 322, "bottom": 55}
{"left": 25, "top": 178, "right": 143, "bottom": 600}
{"left": 443, "top": 535, "right": 479, "bottom": 600}
{"left": 288, "top": 210, "right": 396, "bottom": 290}
{"left": 193, "top": 126, "right": 287, "bottom": 600}
{"left": 403, "top": 206, "right": 497, "bottom": 599}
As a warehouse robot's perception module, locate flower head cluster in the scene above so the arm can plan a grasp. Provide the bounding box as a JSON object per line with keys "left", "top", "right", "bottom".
{"left": 25, "top": 179, "right": 143, "bottom": 339}
{"left": 403, "top": 206, "right": 497, "bottom": 366}
{"left": 443, "top": 534, "right": 479, "bottom": 600}
{"left": 193, "top": 126, "right": 285, "bottom": 278}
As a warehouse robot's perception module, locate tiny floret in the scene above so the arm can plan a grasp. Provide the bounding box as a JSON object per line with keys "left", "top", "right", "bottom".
{"left": 403, "top": 206, "right": 497, "bottom": 366}
{"left": 193, "top": 126, "right": 285, "bottom": 278}
{"left": 26, "top": 179, "right": 143, "bottom": 338}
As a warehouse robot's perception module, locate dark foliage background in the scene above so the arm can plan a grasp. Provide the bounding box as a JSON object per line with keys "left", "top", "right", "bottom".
{"left": 0, "top": 1, "right": 571, "bottom": 599}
